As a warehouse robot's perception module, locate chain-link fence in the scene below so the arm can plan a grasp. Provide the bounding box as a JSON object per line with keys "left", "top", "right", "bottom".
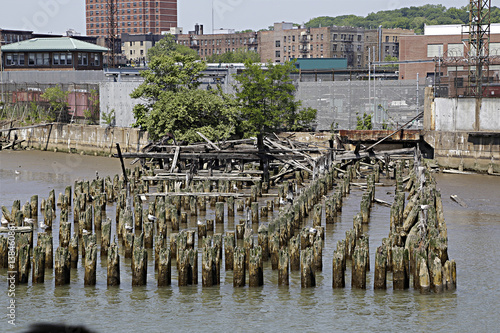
{"left": 0, "top": 83, "right": 99, "bottom": 124}
{"left": 296, "top": 80, "right": 424, "bottom": 131}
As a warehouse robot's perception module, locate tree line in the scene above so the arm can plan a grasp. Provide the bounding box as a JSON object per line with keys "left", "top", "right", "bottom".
{"left": 305, "top": 4, "right": 500, "bottom": 34}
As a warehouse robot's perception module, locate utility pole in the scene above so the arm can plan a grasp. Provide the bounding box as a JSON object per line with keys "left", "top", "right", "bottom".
{"left": 106, "top": 0, "right": 118, "bottom": 68}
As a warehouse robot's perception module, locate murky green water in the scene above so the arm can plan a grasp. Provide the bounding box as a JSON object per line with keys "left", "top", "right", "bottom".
{"left": 1, "top": 150, "right": 499, "bottom": 332}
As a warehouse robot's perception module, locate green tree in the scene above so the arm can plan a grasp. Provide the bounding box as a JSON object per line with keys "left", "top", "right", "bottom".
{"left": 147, "top": 34, "right": 199, "bottom": 61}
{"left": 131, "top": 52, "right": 238, "bottom": 142}
{"left": 356, "top": 113, "right": 373, "bottom": 130}
{"left": 41, "top": 86, "right": 69, "bottom": 122}
{"left": 233, "top": 59, "right": 317, "bottom": 137}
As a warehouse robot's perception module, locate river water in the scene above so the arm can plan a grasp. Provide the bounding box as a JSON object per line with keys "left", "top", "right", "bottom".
{"left": 1, "top": 150, "right": 499, "bottom": 332}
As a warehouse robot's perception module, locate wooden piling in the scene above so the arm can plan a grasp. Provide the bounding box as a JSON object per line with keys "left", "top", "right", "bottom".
{"left": 158, "top": 248, "right": 171, "bottom": 287}
{"left": 249, "top": 246, "right": 263, "bottom": 287}
{"left": 431, "top": 257, "right": 443, "bottom": 293}
{"left": 251, "top": 202, "right": 259, "bottom": 224}
{"left": 312, "top": 236, "right": 323, "bottom": 271}
{"left": 202, "top": 246, "right": 216, "bottom": 287}
{"left": 332, "top": 250, "right": 345, "bottom": 288}
{"left": 132, "top": 247, "right": 148, "bottom": 286}
{"left": 215, "top": 202, "right": 224, "bottom": 225}
{"left": 59, "top": 222, "right": 71, "bottom": 248}
{"left": 37, "top": 232, "right": 53, "bottom": 269}
{"left": 374, "top": 246, "right": 387, "bottom": 290}
{"left": 30, "top": 195, "right": 38, "bottom": 219}
{"left": 143, "top": 222, "right": 154, "bottom": 249}
{"left": 84, "top": 244, "right": 98, "bottom": 286}
{"left": 224, "top": 232, "right": 235, "bottom": 270}
{"left": 443, "top": 260, "right": 457, "bottom": 290}
{"left": 278, "top": 248, "right": 289, "bottom": 286}
{"left": 269, "top": 233, "right": 279, "bottom": 270}
{"left": 392, "top": 247, "right": 409, "bottom": 290}
{"left": 313, "top": 204, "right": 322, "bottom": 227}
{"left": 351, "top": 245, "right": 367, "bottom": 289}
{"left": 54, "top": 247, "right": 71, "bottom": 286}
{"left": 69, "top": 234, "right": 78, "bottom": 268}
{"left": 233, "top": 247, "right": 246, "bottom": 287}
{"left": 18, "top": 244, "right": 30, "bottom": 284}
{"left": 32, "top": 246, "right": 45, "bottom": 284}
{"left": 300, "top": 248, "right": 315, "bottom": 288}
{"left": 107, "top": 243, "right": 120, "bottom": 286}
{"left": 124, "top": 232, "right": 134, "bottom": 258}
{"left": 418, "top": 257, "right": 430, "bottom": 294}
{"left": 101, "top": 218, "right": 111, "bottom": 256}
{"left": 257, "top": 224, "right": 269, "bottom": 260}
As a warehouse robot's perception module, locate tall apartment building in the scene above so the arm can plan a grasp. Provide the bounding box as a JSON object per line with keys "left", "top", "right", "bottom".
{"left": 85, "top": 0, "right": 177, "bottom": 38}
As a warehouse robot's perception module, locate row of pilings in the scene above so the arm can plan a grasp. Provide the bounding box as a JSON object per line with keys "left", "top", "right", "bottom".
{"left": 1, "top": 152, "right": 455, "bottom": 292}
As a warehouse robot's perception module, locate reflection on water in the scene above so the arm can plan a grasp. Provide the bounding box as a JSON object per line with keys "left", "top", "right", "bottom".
{"left": 1, "top": 151, "right": 500, "bottom": 332}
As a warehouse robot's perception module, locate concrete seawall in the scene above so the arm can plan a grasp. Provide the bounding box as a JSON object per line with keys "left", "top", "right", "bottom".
{"left": 2, "top": 123, "right": 149, "bottom": 156}
{"left": 423, "top": 87, "right": 500, "bottom": 173}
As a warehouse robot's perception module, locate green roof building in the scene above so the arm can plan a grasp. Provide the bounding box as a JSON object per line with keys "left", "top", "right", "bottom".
{"left": 1, "top": 37, "right": 109, "bottom": 71}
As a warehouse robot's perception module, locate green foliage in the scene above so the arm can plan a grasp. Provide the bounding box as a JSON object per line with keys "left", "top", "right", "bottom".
{"left": 131, "top": 52, "right": 238, "bottom": 142}
{"left": 41, "top": 86, "right": 69, "bottom": 121}
{"left": 83, "top": 89, "right": 100, "bottom": 125}
{"left": 102, "top": 108, "right": 116, "bottom": 126}
{"left": 206, "top": 48, "right": 261, "bottom": 63}
{"left": 147, "top": 34, "right": 199, "bottom": 61}
{"left": 305, "top": 5, "right": 500, "bottom": 34}
{"left": 356, "top": 113, "right": 373, "bottom": 130}
{"left": 233, "top": 59, "right": 317, "bottom": 137}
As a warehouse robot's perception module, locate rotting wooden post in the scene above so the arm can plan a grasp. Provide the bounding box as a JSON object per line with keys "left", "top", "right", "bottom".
{"left": 206, "top": 219, "right": 214, "bottom": 232}
{"left": 170, "top": 207, "right": 179, "bottom": 232}
{"left": 243, "top": 234, "right": 253, "bottom": 270}
{"left": 180, "top": 212, "right": 188, "bottom": 224}
{"left": 107, "top": 243, "right": 120, "bottom": 286}
{"left": 257, "top": 225, "right": 269, "bottom": 260}
{"left": 233, "top": 247, "right": 246, "bottom": 287}
{"left": 158, "top": 248, "right": 171, "bottom": 287}
{"left": 132, "top": 247, "right": 148, "bottom": 286}
{"left": 443, "top": 260, "right": 457, "bottom": 290}
{"left": 54, "top": 247, "right": 71, "bottom": 286}
{"left": 392, "top": 247, "right": 409, "bottom": 290}
{"left": 30, "top": 195, "right": 38, "bottom": 219}
{"left": 101, "top": 218, "right": 111, "bottom": 256}
{"left": 431, "top": 256, "right": 443, "bottom": 293}
{"left": 300, "top": 248, "right": 315, "bottom": 288}
{"left": 59, "top": 222, "right": 71, "bottom": 248}
{"left": 143, "top": 222, "right": 154, "bottom": 249}
{"left": 374, "top": 246, "right": 387, "bottom": 290}
{"left": 134, "top": 203, "right": 142, "bottom": 230}
{"left": 198, "top": 221, "right": 207, "bottom": 239}
{"left": 351, "top": 245, "right": 367, "bottom": 289}
{"left": 224, "top": 232, "right": 235, "bottom": 270}
{"left": 269, "top": 233, "right": 280, "bottom": 270}
{"left": 313, "top": 203, "right": 322, "bottom": 227}
{"left": 189, "top": 248, "right": 198, "bottom": 285}
{"left": 249, "top": 246, "right": 263, "bottom": 287}
{"left": 236, "top": 223, "right": 245, "bottom": 240}
{"left": 251, "top": 202, "right": 259, "bottom": 224}
{"left": 38, "top": 232, "right": 53, "bottom": 269}
{"left": 32, "top": 246, "right": 45, "bottom": 284}
{"left": 215, "top": 202, "right": 224, "bottom": 225}
{"left": 18, "top": 244, "right": 30, "bottom": 284}
{"left": 419, "top": 257, "right": 430, "bottom": 294}
{"left": 227, "top": 196, "right": 235, "bottom": 217}
{"left": 289, "top": 235, "right": 300, "bottom": 271}
{"left": 84, "top": 244, "right": 98, "bottom": 286}
{"left": 313, "top": 237, "right": 323, "bottom": 271}
{"left": 278, "top": 248, "right": 290, "bottom": 286}
{"left": 124, "top": 232, "right": 134, "bottom": 259}
{"left": 0, "top": 236, "right": 9, "bottom": 268}
{"left": 332, "top": 250, "right": 345, "bottom": 288}
{"left": 69, "top": 233, "right": 78, "bottom": 268}
{"left": 236, "top": 199, "right": 244, "bottom": 212}
{"left": 154, "top": 235, "right": 165, "bottom": 271}
{"left": 189, "top": 195, "right": 197, "bottom": 216}
{"left": 202, "top": 246, "right": 215, "bottom": 287}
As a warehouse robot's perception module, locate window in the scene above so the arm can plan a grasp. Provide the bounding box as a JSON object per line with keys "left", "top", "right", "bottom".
{"left": 321, "top": 34, "right": 323, "bottom": 40}
{"left": 385, "top": 36, "right": 389, "bottom": 43}
{"left": 275, "top": 51, "right": 281, "bottom": 58}
{"left": 36, "top": 53, "right": 43, "bottom": 65}
{"left": 292, "top": 35, "right": 295, "bottom": 42}
{"left": 53, "top": 53, "right": 59, "bottom": 65}
{"left": 91, "top": 53, "right": 100, "bottom": 66}
{"left": 283, "top": 36, "right": 286, "bottom": 42}
{"left": 427, "top": 44, "right": 443, "bottom": 57}
{"left": 275, "top": 40, "right": 280, "bottom": 47}
{"left": 448, "top": 43, "right": 464, "bottom": 57}
{"left": 78, "top": 53, "right": 88, "bottom": 66}
{"left": 5, "top": 54, "right": 13, "bottom": 66}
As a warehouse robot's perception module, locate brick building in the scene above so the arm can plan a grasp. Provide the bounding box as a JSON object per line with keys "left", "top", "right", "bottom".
{"left": 260, "top": 23, "right": 413, "bottom": 67}
{"left": 176, "top": 24, "right": 258, "bottom": 61}
{"left": 85, "top": 0, "right": 177, "bottom": 38}
{"left": 399, "top": 24, "right": 500, "bottom": 82}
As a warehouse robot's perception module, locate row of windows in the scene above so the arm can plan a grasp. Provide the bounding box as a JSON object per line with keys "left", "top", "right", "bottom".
{"left": 89, "top": 8, "right": 150, "bottom": 15}
{"left": 177, "top": 37, "right": 256, "bottom": 47}
{"left": 90, "top": 27, "right": 160, "bottom": 34}
{"left": 88, "top": 1, "right": 160, "bottom": 8}
{"left": 4, "top": 52, "right": 100, "bottom": 66}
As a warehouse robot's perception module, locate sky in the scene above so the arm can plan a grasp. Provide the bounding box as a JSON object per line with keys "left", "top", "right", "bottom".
{"left": 0, "top": 0, "right": 466, "bottom": 35}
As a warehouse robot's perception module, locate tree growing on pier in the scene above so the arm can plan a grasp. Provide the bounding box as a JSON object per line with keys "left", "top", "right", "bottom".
{"left": 233, "top": 59, "right": 317, "bottom": 138}
{"left": 130, "top": 52, "right": 238, "bottom": 142}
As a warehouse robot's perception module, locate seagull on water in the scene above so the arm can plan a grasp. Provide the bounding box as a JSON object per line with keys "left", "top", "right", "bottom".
{"left": 148, "top": 214, "right": 157, "bottom": 222}
{"left": 39, "top": 221, "right": 49, "bottom": 231}
{"left": 15, "top": 170, "right": 21, "bottom": 175}
{"left": 24, "top": 217, "right": 35, "bottom": 225}
{"left": 197, "top": 220, "right": 204, "bottom": 226}
{"left": 82, "top": 229, "right": 90, "bottom": 235}
{"left": 124, "top": 224, "right": 133, "bottom": 232}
